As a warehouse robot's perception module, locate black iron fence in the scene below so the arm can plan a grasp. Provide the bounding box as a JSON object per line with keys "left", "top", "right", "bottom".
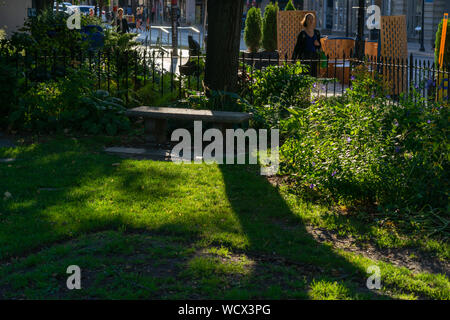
{"left": 240, "top": 51, "right": 450, "bottom": 104}
{"left": 5, "top": 46, "right": 450, "bottom": 106}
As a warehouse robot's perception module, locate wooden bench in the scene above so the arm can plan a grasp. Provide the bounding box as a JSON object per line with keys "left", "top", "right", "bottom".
{"left": 126, "top": 106, "right": 253, "bottom": 144}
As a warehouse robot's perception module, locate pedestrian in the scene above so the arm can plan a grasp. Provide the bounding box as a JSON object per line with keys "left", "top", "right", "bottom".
{"left": 89, "top": 7, "right": 94, "bottom": 17}
{"left": 292, "top": 13, "right": 322, "bottom": 77}
{"left": 116, "top": 8, "right": 130, "bottom": 34}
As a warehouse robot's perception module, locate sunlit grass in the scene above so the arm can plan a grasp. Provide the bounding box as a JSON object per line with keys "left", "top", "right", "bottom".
{"left": 0, "top": 136, "right": 448, "bottom": 299}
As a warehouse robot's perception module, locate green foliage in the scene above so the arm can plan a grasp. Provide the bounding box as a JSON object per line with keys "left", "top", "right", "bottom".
{"left": 182, "top": 90, "right": 250, "bottom": 112}
{"left": 135, "top": 76, "right": 180, "bottom": 107}
{"left": 262, "top": 2, "right": 278, "bottom": 52}
{"left": 9, "top": 69, "right": 129, "bottom": 134}
{"left": 0, "top": 60, "right": 20, "bottom": 128}
{"left": 12, "top": 9, "right": 85, "bottom": 53}
{"left": 278, "top": 65, "right": 449, "bottom": 238}
{"left": 243, "top": 62, "right": 315, "bottom": 130}
{"left": 435, "top": 18, "right": 450, "bottom": 67}
{"left": 72, "top": 90, "right": 130, "bottom": 135}
{"left": 284, "top": 0, "right": 296, "bottom": 11}
{"left": 244, "top": 7, "right": 263, "bottom": 53}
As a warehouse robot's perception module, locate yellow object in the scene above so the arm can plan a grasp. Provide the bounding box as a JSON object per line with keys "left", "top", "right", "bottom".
{"left": 437, "top": 14, "right": 449, "bottom": 102}
{"left": 438, "top": 13, "right": 448, "bottom": 67}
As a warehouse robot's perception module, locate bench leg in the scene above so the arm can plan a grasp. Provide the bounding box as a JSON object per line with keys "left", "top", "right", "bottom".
{"left": 145, "top": 119, "right": 168, "bottom": 144}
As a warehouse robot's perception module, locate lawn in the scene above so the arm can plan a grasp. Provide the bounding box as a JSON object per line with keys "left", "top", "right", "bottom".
{"left": 0, "top": 136, "right": 448, "bottom": 299}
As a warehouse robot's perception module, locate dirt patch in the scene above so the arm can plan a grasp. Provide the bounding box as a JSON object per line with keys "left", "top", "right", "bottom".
{"left": 305, "top": 225, "right": 449, "bottom": 276}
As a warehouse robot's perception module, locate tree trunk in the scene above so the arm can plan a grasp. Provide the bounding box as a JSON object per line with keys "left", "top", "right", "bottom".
{"left": 204, "top": 0, "right": 244, "bottom": 92}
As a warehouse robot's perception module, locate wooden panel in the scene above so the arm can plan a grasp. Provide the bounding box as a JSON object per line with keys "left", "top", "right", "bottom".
{"left": 380, "top": 15, "right": 408, "bottom": 95}
{"left": 380, "top": 16, "right": 407, "bottom": 59}
{"left": 277, "top": 11, "right": 315, "bottom": 62}
{"left": 364, "top": 41, "right": 378, "bottom": 59}
{"left": 321, "top": 38, "right": 355, "bottom": 60}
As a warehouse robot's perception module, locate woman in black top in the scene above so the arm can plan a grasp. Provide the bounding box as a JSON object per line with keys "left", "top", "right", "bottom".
{"left": 292, "top": 13, "right": 322, "bottom": 77}
{"left": 116, "top": 8, "right": 129, "bottom": 34}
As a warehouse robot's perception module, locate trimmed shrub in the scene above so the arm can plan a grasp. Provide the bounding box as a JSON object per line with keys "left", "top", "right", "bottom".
{"left": 244, "top": 7, "right": 263, "bottom": 53}
{"left": 435, "top": 18, "right": 450, "bottom": 67}
{"left": 284, "top": 0, "right": 296, "bottom": 11}
{"left": 262, "top": 2, "right": 278, "bottom": 52}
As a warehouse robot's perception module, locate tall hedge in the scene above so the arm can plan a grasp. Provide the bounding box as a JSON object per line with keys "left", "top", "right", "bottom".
{"left": 435, "top": 18, "right": 450, "bottom": 68}
{"left": 284, "top": 0, "right": 296, "bottom": 11}
{"left": 244, "top": 7, "right": 263, "bottom": 53}
{"left": 262, "top": 2, "right": 278, "bottom": 52}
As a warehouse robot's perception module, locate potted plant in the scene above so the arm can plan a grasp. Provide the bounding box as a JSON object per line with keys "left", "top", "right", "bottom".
{"left": 284, "top": 0, "right": 296, "bottom": 11}
{"left": 244, "top": 7, "right": 263, "bottom": 53}
{"left": 260, "top": 2, "right": 279, "bottom": 66}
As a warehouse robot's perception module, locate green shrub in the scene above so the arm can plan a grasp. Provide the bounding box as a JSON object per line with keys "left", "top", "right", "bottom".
{"left": 278, "top": 65, "right": 449, "bottom": 237}
{"left": 243, "top": 62, "right": 315, "bottom": 130}
{"left": 244, "top": 7, "right": 263, "bottom": 53}
{"left": 9, "top": 69, "right": 129, "bottom": 134}
{"left": 13, "top": 9, "right": 84, "bottom": 53}
{"left": 0, "top": 61, "right": 20, "bottom": 128}
{"left": 434, "top": 18, "right": 450, "bottom": 67}
{"left": 182, "top": 90, "right": 250, "bottom": 112}
{"left": 262, "top": 2, "right": 278, "bottom": 52}
{"left": 284, "top": 0, "right": 296, "bottom": 11}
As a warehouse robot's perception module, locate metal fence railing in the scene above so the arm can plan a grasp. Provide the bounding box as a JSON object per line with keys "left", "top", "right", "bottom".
{"left": 4, "top": 46, "right": 450, "bottom": 107}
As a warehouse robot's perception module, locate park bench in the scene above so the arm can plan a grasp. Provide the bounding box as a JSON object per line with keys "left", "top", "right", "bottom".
{"left": 126, "top": 106, "right": 252, "bottom": 144}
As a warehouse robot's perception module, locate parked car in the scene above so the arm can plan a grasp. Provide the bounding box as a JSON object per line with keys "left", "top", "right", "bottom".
{"left": 71, "top": 5, "right": 107, "bottom": 22}
{"left": 53, "top": 2, "right": 74, "bottom": 14}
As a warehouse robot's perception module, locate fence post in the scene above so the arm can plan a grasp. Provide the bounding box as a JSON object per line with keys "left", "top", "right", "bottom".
{"left": 107, "top": 49, "right": 110, "bottom": 92}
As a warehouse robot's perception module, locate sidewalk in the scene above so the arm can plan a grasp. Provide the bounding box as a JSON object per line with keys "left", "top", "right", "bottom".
{"left": 408, "top": 41, "right": 435, "bottom": 61}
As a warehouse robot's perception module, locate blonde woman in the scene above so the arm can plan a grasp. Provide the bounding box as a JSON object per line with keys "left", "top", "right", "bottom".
{"left": 292, "top": 13, "right": 322, "bottom": 77}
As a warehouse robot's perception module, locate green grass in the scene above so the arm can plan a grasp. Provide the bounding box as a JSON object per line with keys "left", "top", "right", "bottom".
{"left": 0, "top": 136, "right": 448, "bottom": 299}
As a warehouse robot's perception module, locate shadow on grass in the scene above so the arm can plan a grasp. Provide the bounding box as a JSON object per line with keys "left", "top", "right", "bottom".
{"left": 217, "top": 164, "right": 389, "bottom": 299}
{"left": 0, "top": 138, "right": 392, "bottom": 299}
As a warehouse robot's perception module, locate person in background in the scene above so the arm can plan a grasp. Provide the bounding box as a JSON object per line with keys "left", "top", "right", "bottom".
{"left": 136, "top": 7, "right": 144, "bottom": 33}
{"left": 292, "top": 13, "right": 322, "bottom": 77}
{"left": 151, "top": 5, "right": 156, "bottom": 23}
{"left": 89, "top": 7, "right": 95, "bottom": 17}
{"left": 116, "top": 8, "right": 129, "bottom": 34}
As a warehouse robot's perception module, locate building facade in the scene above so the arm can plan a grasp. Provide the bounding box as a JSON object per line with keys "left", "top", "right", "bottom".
{"left": 0, "top": 0, "right": 34, "bottom": 36}
{"left": 303, "top": 0, "right": 450, "bottom": 47}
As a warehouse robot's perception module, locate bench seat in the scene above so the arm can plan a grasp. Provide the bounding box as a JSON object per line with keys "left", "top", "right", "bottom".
{"left": 126, "top": 106, "right": 252, "bottom": 144}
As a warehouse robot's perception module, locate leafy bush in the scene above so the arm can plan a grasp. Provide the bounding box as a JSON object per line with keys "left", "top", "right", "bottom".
{"left": 262, "top": 2, "right": 278, "bottom": 52}
{"left": 70, "top": 90, "right": 130, "bottom": 135}
{"left": 9, "top": 69, "right": 129, "bottom": 134}
{"left": 0, "top": 61, "right": 20, "bottom": 128}
{"left": 136, "top": 81, "right": 179, "bottom": 106}
{"left": 12, "top": 9, "right": 84, "bottom": 53}
{"left": 284, "top": 0, "right": 296, "bottom": 11}
{"left": 278, "top": 65, "right": 449, "bottom": 237}
{"left": 243, "top": 62, "right": 315, "bottom": 129}
{"left": 244, "top": 7, "right": 263, "bottom": 53}
{"left": 182, "top": 90, "right": 250, "bottom": 113}
{"left": 435, "top": 18, "right": 450, "bottom": 67}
